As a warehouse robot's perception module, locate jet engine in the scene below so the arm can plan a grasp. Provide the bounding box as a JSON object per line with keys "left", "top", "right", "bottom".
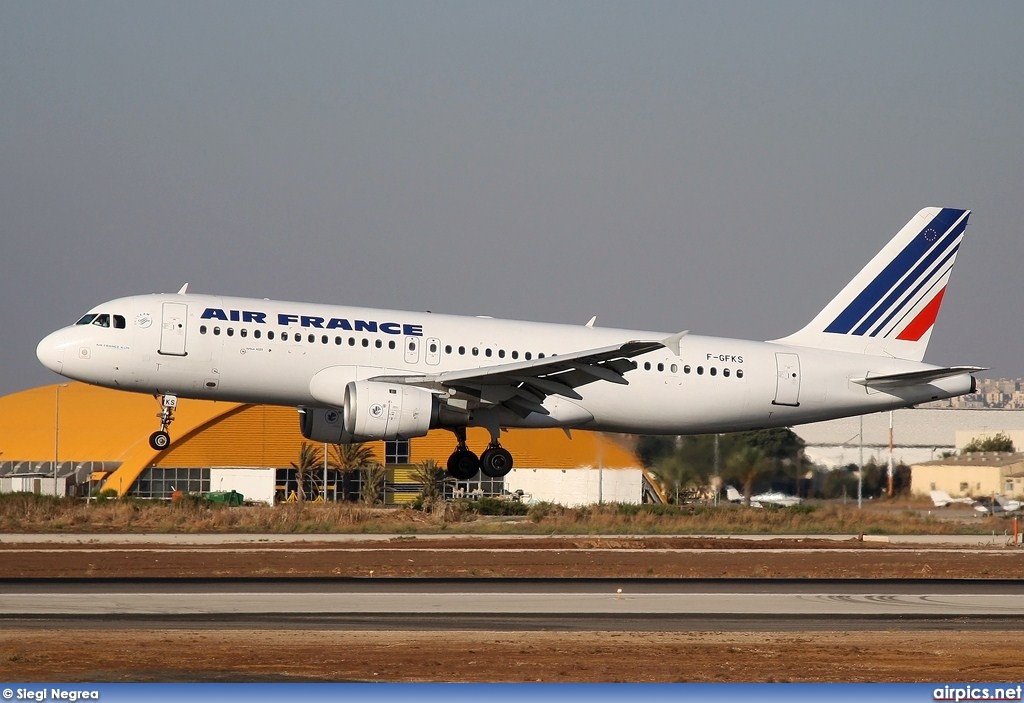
{"left": 298, "top": 406, "right": 347, "bottom": 443}
{"left": 299, "top": 381, "right": 438, "bottom": 444}
{"left": 343, "top": 381, "right": 436, "bottom": 442}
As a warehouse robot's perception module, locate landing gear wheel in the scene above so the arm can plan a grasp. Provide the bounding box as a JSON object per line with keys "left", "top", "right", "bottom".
{"left": 480, "top": 445, "right": 513, "bottom": 478}
{"left": 149, "top": 430, "right": 170, "bottom": 451}
{"left": 150, "top": 394, "right": 178, "bottom": 451}
{"left": 447, "top": 449, "right": 480, "bottom": 481}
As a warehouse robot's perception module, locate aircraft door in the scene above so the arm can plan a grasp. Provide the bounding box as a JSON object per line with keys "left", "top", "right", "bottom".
{"left": 772, "top": 353, "right": 801, "bottom": 406}
{"left": 159, "top": 302, "right": 188, "bottom": 356}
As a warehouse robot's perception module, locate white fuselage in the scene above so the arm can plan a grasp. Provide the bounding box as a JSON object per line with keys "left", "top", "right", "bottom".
{"left": 36, "top": 292, "right": 975, "bottom": 436}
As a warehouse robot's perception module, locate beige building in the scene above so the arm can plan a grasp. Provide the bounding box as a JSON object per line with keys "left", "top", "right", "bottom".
{"left": 910, "top": 452, "right": 1024, "bottom": 499}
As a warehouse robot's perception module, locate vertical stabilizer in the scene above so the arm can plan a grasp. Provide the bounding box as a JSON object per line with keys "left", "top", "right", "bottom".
{"left": 771, "top": 207, "right": 970, "bottom": 361}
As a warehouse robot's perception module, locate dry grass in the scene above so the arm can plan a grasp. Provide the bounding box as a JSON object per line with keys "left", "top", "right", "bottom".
{"left": 0, "top": 492, "right": 1006, "bottom": 535}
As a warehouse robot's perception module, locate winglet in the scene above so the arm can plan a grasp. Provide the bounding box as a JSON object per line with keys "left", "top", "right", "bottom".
{"left": 661, "top": 330, "right": 689, "bottom": 356}
{"left": 177, "top": 283, "right": 190, "bottom": 295}
{"left": 585, "top": 316, "right": 597, "bottom": 328}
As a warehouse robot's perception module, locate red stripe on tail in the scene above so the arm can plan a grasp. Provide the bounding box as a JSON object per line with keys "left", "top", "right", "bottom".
{"left": 896, "top": 287, "right": 946, "bottom": 341}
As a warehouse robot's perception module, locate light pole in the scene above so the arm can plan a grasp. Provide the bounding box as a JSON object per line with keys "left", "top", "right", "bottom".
{"left": 53, "top": 383, "right": 68, "bottom": 497}
{"left": 858, "top": 416, "right": 864, "bottom": 509}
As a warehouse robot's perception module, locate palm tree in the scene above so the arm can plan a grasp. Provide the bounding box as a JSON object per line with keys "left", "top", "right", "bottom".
{"left": 412, "top": 458, "right": 446, "bottom": 507}
{"left": 724, "top": 445, "right": 773, "bottom": 506}
{"left": 650, "top": 452, "right": 701, "bottom": 504}
{"left": 290, "top": 442, "right": 323, "bottom": 502}
{"left": 329, "top": 442, "right": 376, "bottom": 502}
{"left": 360, "top": 462, "right": 387, "bottom": 506}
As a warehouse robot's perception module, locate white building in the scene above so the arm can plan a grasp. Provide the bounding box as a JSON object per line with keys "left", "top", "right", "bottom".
{"left": 795, "top": 408, "right": 1024, "bottom": 468}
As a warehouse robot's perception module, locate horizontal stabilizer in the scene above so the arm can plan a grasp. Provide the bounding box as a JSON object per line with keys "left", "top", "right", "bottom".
{"left": 851, "top": 366, "right": 985, "bottom": 389}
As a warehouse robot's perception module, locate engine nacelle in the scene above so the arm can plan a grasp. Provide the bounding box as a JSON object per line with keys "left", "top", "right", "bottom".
{"left": 344, "top": 381, "right": 436, "bottom": 442}
{"left": 298, "top": 406, "right": 348, "bottom": 443}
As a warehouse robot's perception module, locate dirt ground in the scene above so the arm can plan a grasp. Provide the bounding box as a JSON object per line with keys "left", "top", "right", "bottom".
{"left": 2, "top": 535, "right": 1023, "bottom": 682}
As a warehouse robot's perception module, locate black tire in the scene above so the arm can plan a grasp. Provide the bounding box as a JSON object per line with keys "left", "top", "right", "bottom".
{"left": 446, "top": 449, "right": 479, "bottom": 481}
{"left": 479, "top": 447, "right": 513, "bottom": 478}
{"left": 149, "top": 431, "right": 170, "bottom": 451}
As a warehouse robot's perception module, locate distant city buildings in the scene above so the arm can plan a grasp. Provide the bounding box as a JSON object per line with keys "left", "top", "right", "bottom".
{"left": 925, "top": 378, "right": 1024, "bottom": 410}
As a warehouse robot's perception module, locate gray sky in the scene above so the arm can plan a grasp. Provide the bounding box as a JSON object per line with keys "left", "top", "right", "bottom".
{"left": 3, "top": 1, "right": 1022, "bottom": 397}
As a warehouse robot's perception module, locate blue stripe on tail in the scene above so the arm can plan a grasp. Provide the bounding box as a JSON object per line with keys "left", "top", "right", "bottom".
{"left": 824, "top": 208, "right": 967, "bottom": 336}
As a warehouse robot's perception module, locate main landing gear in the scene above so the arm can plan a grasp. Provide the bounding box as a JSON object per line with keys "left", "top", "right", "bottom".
{"left": 446, "top": 428, "right": 514, "bottom": 480}
{"left": 148, "top": 394, "right": 177, "bottom": 451}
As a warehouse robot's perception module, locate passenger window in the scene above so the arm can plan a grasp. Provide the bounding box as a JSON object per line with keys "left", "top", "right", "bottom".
{"left": 723, "top": 368, "right": 730, "bottom": 377}
{"left": 200, "top": 325, "right": 207, "bottom": 334}
{"left": 736, "top": 369, "right": 744, "bottom": 379}
{"left": 254, "top": 330, "right": 262, "bottom": 339}
{"left": 696, "top": 366, "right": 703, "bottom": 375}
{"left": 684, "top": 365, "right": 691, "bottom": 374}
{"left": 227, "top": 328, "right": 234, "bottom": 337}
{"left": 644, "top": 362, "right": 651, "bottom": 371}
{"left": 512, "top": 351, "right": 519, "bottom": 360}
{"left": 240, "top": 328, "right": 248, "bottom": 338}
{"left": 213, "top": 327, "right": 221, "bottom": 336}
{"left": 268, "top": 331, "right": 275, "bottom": 340}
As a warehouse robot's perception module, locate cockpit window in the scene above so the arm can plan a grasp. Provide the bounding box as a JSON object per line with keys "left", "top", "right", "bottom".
{"left": 74, "top": 312, "right": 126, "bottom": 329}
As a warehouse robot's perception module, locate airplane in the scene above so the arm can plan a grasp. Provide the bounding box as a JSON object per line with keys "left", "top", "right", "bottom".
{"left": 725, "top": 486, "right": 802, "bottom": 508}
{"left": 929, "top": 489, "right": 976, "bottom": 508}
{"left": 36, "top": 207, "right": 983, "bottom": 482}
{"left": 973, "top": 495, "right": 1022, "bottom": 515}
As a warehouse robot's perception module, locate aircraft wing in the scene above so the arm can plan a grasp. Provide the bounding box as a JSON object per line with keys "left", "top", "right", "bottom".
{"left": 370, "top": 331, "right": 687, "bottom": 418}
{"left": 850, "top": 366, "right": 986, "bottom": 389}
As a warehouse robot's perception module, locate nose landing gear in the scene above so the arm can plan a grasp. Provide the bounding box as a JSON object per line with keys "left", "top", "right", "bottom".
{"left": 148, "top": 394, "right": 177, "bottom": 451}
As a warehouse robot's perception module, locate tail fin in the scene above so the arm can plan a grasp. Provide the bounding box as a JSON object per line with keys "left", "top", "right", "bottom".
{"left": 772, "top": 207, "right": 970, "bottom": 361}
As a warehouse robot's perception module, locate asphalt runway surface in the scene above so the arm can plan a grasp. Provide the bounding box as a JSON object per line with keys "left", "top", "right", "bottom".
{"left": 5, "top": 577, "right": 1023, "bottom": 632}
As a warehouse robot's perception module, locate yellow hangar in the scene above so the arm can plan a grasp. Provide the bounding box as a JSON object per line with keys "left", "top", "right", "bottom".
{"left": 0, "top": 383, "right": 655, "bottom": 506}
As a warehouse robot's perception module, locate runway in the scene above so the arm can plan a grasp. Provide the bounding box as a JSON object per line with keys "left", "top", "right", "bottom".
{"left": 4, "top": 578, "right": 1023, "bottom": 631}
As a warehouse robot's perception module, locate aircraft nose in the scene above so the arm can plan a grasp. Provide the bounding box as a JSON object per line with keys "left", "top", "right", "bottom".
{"left": 36, "top": 329, "right": 68, "bottom": 374}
